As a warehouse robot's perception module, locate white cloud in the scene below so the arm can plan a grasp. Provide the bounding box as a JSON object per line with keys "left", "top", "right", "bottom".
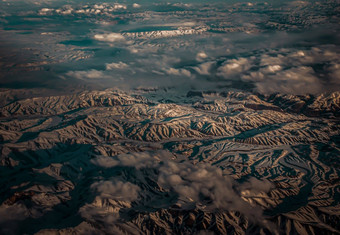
{"left": 55, "top": 6, "right": 73, "bottom": 15}
{"left": 166, "top": 68, "right": 191, "bottom": 77}
{"left": 217, "top": 58, "right": 252, "bottom": 79}
{"left": 91, "top": 151, "right": 274, "bottom": 225}
{"left": 239, "top": 178, "right": 273, "bottom": 193}
{"left": 79, "top": 179, "right": 140, "bottom": 230}
{"left": 94, "top": 33, "right": 125, "bottom": 43}
{"left": 157, "top": 160, "right": 269, "bottom": 219}
{"left": 261, "top": 65, "right": 282, "bottom": 74}
{"left": 51, "top": 3, "right": 127, "bottom": 16}
{"left": 38, "top": 8, "right": 54, "bottom": 15}
{"left": 112, "top": 4, "right": 127, "bottom": 10}
{"left": 79, "top": 205, "right": 120, "bottom": 225}
{"left": 193, "top": 61, "right": 215, "bottom": 76}
{"left": 173, "top": 3, "right": 192, "bottom": 7}
{"left": 93, "top": 4, "right": 105, "bottom": 10}
{"left": 74, "top": 9, "right": 86, "bottom": 14}
{"left": 132, "top": 3, "right": 141, "bottom": 8}
{"left": 229, "top": 46, "right": 340, "bottom": 94}
{"left": 91, "top": 152, "right": 168, "bottom": 170}
{"left": 91, "top": 180, "right": 140, "bottom": 202}
{"left": 65, "top": 70, "right": 106, "bottom": 80}
{"left": 261, "top": 47, "right": 340, "bottom": 68}
{"left": 243, "top": 66, "right": 323, "bottom": 95}
{"left": 106, "top": 62, "right": 128, "bottom": 70}
{"left": 196, "top": 52, "right": 208, "bottom": 61}
{"left": 128, "top": 48, "right": 139, "bottom": 54}
{"left": 91, "top": 156, "right": 119, "bottom": 168}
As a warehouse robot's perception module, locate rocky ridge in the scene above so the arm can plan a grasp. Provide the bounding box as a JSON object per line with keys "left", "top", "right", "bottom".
{"left": 0, "top": 89, "right": 339, "bottom": 234}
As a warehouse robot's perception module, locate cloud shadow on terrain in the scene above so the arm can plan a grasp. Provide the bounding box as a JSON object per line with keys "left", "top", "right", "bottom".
{"left": 0, "top": 141, "right": 278, "bottom": 234}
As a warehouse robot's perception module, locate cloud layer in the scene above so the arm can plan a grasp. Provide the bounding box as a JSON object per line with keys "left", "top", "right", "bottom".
{"left": 91, "top": 180, "right": 140, "bottom": 201}
{"left": 88, "top": 151, "right": 274, "bottom": 227}
{"left": 2, "top": 0, "right": 340, "bottom": 95}
{"left": 94, "top": 33, "right": 125, "bottom": 43}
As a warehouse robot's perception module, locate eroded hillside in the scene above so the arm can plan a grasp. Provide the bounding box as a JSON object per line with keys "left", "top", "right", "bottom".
{"left": 0, "top": 88, "right": 339, "bottom": 234}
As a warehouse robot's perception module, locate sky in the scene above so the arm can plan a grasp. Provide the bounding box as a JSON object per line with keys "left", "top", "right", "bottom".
{"left": 0, "top": 0, "right": 339, "bottom": 95}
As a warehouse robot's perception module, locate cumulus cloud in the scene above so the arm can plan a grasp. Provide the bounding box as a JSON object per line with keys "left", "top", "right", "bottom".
{"left": 38, "top": 8, "right": 54, "bottom": 15}
{"left": 79, "top": 205, "right": 120, "bottom": 225}
{"left": 196, "top": 52, "right": 208, "bottom": 61}
{"left": 79, "top": 180, "right": 140, "bottom": 230}
{"left": 260, "top": 54, "right": 285, "bottom": 67}
{"left": 243, "top": 66, "right": 323, "bottom": 95}
{"left": 92, "top": 152, "right": 168, "bottom": 169}
{"left": 239, "top": 178, "right": 273, "bottom": 193}
{"left": 91, "top": 151, "right": 274, "bottom": 225}
{"left": 49, "top": 3, "right": 127, "bottom": 16}
{"left": 112, "top": 4, "right": 127, "bottom": 10}
{"left": 94, "top": 33, "right": 125, "bottom": 43}
{"left": 106, "top": 62, "right": 128, "bottom": 70}
{"left": 132, "top": 3, "right": 141, "bottom": 8}
{"left": 166, "top": 68, "right": 191, "bottom": 77}
{"left": 55, "top": 5, "right": 73, "bottom": 15}
{"left": 91, "top": 180, "right": 140, "bottom": 202}
{"left": 193, "top": 61, "right": 215, "bottom": 76}
{"left": 217, "top": 58, "right": 252, "bottom": 79}
{"left": 157, "top": 160, "right": 272, "bottom": 219}
{"left": 261, "top": 65, "right": 282, "bottom": 74}
{"left": 91, "top": 156, "right": 120, "bottom": 168}
{"left": 212, "top": 46, "right": 340, "bottom": 94}
{"left": 172, "top": 3, "right": 192, "bottom": 7}
{"left": 261, "top": 47, "right": 340, "bottom": 68}
{"left": 65, "top": 69, "right": 107, "bottom": 80}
